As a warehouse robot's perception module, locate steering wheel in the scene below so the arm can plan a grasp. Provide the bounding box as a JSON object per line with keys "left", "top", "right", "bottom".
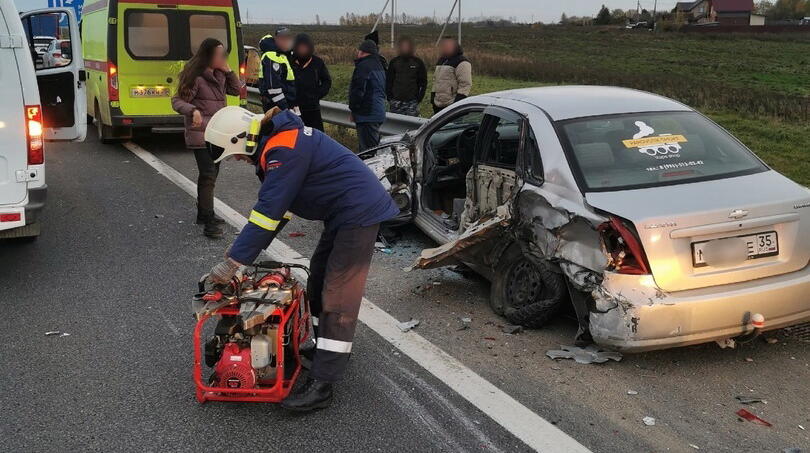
{"left": 455, "top": 126, "right": 478, "bottom": 170}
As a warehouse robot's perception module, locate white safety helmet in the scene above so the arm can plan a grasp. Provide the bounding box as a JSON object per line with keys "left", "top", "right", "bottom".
{"left": 204, "top": 106, "right": 264, "bottom": 163}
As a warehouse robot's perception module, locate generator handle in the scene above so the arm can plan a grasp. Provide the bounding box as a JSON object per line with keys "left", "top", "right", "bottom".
{"left": 254, "top": 261, "right": 311, "bottom": 277}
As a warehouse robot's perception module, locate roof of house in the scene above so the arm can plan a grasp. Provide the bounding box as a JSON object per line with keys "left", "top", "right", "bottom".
{"left": 676, "top": 0, "right": 707, "bottom": 12}
{"left": 712, "top": 0, "right": 754, "bottom": 12}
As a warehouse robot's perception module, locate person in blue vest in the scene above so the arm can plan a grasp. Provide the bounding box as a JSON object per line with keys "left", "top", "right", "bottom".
{"left": 348, "top": 39, "right": 386, "bottom": 152}
{"left": 258, "top": 28, "right": 296, "bottom": 112}
{"left": 203, "top": 106, "right": 399, "bottom": 412}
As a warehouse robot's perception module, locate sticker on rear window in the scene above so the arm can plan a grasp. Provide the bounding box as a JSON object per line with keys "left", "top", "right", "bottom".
{"left": 623, "top": 121, "right": 688, "bottom": 158}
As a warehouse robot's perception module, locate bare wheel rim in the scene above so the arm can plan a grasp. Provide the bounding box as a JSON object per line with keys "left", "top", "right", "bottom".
{"left": 505, "top": 260, "right": 544, "bottom": 309}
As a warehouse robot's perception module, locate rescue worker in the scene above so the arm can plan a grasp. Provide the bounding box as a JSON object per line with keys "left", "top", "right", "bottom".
{"left": 204, "top": 106, "right": 399, "bottom": 412}
{"left": 431, "top": 36, "right": 472, "bottom": 114}
{"left": 258, "top": 28, "right": 296, "bottom": 112}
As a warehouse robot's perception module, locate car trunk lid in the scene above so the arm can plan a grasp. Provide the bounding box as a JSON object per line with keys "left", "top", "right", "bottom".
{"left": 587, "top": 171, "right": 810, "bottom": 292}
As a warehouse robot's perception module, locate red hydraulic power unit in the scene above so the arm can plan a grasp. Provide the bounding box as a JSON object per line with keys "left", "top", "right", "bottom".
{"left": 192, "top": 261, "right": 312, "bottom": 404}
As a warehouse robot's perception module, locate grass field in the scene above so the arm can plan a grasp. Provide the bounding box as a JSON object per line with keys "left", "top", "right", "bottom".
{"left": 244, "top": 25, "right": 810, "bottom": 186}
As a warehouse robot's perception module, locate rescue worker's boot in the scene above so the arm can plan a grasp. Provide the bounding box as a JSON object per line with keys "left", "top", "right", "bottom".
{"left": 196, "top": 213, "right": 225, "bottom": 225}
{"left": 281, "top": 378, "right": 333, "bottom": 412}
{"left": 203, "top": 221, "right": 224, "bottom": 239}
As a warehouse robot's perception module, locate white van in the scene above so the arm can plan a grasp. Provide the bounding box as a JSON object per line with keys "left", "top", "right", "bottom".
{"left": 0, "top": 0, "right": 86, "bottom": 240}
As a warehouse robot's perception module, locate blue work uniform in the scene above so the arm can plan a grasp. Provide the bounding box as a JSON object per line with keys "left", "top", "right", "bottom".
{"left": 258, "top": 34, "right": 296, "bottom": 111}
{"left": 228, "top": 110, "right": 399, "bottom": 382}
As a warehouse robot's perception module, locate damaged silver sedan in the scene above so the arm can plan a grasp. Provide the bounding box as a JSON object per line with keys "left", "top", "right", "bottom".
{"left": 360, "top": 86, "right": 810, "bottom": 352}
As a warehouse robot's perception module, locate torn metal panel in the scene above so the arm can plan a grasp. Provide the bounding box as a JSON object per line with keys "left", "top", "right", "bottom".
{"left": 412, "top": 204, "right": 512, "bottom": 270}
{"left": 514, "top": 190, "right": 608, "bottom": 291}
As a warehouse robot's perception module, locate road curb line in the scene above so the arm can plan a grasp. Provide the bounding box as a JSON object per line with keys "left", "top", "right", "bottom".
{"left": 123, "top": 141, "right": 591, "bottom": 453}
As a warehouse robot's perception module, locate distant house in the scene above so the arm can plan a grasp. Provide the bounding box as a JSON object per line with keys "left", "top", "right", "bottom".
{"left": 675, "top": 0, "right": 710, "bottom": 23}
{"left": 676, "top": 0, "right": 761, "bottom": 26}
{"left": 709, "top": 0, "right": 756, "bottom": 25}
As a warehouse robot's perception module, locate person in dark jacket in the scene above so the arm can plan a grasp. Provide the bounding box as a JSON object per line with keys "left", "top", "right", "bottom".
{"left": 386, "top": 36, "right": 427, "bottom": 117}
{"left": 349, "top": 39, "right": 386, "bottom": 152}
{"left": 204, "top": 108, "right": 399, "bottom": 412}
{"left": 171, "top": 38, "right": 241, "bottom": 238}
{"left": 258, "top": 28, "right": 296, "bottom": 112}
{"left": 291, "top": 33, "right": 331, "bottom": 131}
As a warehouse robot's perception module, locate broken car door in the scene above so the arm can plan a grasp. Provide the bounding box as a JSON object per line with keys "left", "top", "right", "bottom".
{"left": 357, "top": 141, "right": 415, "bottom": 222}
{"left": 414, "top": 107, "right": 529, "bottom": 271}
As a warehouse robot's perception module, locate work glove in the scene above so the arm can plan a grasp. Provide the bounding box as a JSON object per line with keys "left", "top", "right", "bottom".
{"left": 454, "top": 94, "right": 467, "bottom": 103}
{"left": 430, "top": 92, "right": 436, "bottom": 107}
{"left": 208, "top": 258, "right": 241, "bottom": 285}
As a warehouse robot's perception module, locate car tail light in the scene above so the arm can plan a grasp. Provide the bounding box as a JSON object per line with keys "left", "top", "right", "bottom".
{"left": 108, "top": 62, "right": 119, "bottom": 101}
{"left": 25, "top": 105, "right": 44, "bottom": 165}
{"left": 0, "top": 213, "right": 21, "bottom": 222}
{"left": 598, "top": 216, "right": 651, "bottom": 275}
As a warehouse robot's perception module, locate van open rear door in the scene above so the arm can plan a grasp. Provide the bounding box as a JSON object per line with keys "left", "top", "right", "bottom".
{"left": 19, "top": 7, "right": 86, "bottom": 141}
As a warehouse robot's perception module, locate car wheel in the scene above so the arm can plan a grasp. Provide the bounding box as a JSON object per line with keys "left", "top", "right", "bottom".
{"left": 95, "top": 104, "right": 115, "bottom": 144}
{"left": 490, "top": 245, "right": 567, "bottom": 328}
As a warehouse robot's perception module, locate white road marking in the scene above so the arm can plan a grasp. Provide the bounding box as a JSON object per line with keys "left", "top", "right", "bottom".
{"left": 123, "top": 141, "right": 591, "bottom": 453}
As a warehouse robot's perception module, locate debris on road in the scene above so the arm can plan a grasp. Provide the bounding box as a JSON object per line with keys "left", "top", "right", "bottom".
{"left": 457, "top": 317, "right": 472, "bottom": 331}
{"left": 736, "top": 408, "right": 772, "bottom": 427}
{"left": 716, "top": 338, "right": 736, "bottom": 349}
{"left": 735, "top": 396, "right": 765, "bottom": 405}
{"left": 689, "top": 444, "right": 700, "bottom": 450}
{"left": 642, "top": 416, "right": 656, "bottom": 426}
{"left": 44, "top": 331, "right": 70, "bottom": 337}
{"left": 765, "top": 337, "right": 779, "bottom": 344}
{"left": 502, "top": 325, "right": 523, "bottom": 335}
{"left": 799, "top": 425, "right": 806, "bottom": 431}
{"left": 627, "top": 390, "right": 638, "bottom": 395}
{"left": 546, "top": 345, "right": 623, "bottom": 364}
{"left": 783, "top": 448, "right": 803, "bottom": 453}
{"left": 412, "top": 283, "right": 433, "bottom": 295}
{"left": 288, "top": 232, "right": 306, "bottom": 238}
{"left": 397, "top": 319, "right": 420, "bottom": 333}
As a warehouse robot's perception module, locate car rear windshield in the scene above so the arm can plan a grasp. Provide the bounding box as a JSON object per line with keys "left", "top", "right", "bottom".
{"left": 558, "top": 112, "right": 768, "bottom": 192}
{"left": 125, "top": 10, "right": 231, "bottom": 60}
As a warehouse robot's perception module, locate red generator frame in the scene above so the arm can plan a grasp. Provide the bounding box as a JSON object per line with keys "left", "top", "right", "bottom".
{"left": 192, "top": 284, "right": 308, "bottom": 404}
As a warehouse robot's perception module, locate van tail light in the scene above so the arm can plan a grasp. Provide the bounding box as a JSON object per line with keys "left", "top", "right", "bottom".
{"left": 598, "top": 216, "right": 651, "bottom": 275}
{"left": 108, "top": 62, "right": 119, "bottom": 101}
{"left": 25, "top": 105, "right": 44, "bottom": 165}
{"left": 238, "top": 63, "right": 247, "bottom": 101}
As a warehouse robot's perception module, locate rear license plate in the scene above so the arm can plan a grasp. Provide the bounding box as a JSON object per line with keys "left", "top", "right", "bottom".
{"left": 692, "top": 231, "right": 779, "bottom": 268}
{"left": 130, "top": 86, "right": 169, "bottom": 98}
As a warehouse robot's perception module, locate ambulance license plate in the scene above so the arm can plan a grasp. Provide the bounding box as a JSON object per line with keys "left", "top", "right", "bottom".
{"left": 692, "top": 231, "right": 778, "bottom": 268}
{"left": 130, "top": 86, "right": 169, "bottom": 98}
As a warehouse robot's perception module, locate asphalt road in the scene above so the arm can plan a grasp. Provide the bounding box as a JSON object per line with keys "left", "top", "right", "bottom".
{"left": 1, "top": 129, "right": 808, "bottom": 453}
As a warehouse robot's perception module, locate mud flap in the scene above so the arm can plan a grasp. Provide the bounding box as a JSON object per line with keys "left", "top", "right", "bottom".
{"left": 412, "top": 205, "right": 511, "bottom": 270}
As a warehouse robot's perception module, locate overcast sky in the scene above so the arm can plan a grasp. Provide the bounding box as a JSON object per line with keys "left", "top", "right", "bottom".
{"left": 239, "top": 0, "right": 680, "bottom": 24}
{"left": 15, "top": 0, "right": 681, "bottom": 24}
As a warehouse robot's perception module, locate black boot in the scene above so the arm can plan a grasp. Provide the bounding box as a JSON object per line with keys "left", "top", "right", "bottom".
{"left": 196, "top": 214, "right": 225, "bottom": 225}
{"left": 281, "top": 378, "right": 333, "bottom": 412}
{"left": 203, "top": 221, "right": 223, "bottom": 238}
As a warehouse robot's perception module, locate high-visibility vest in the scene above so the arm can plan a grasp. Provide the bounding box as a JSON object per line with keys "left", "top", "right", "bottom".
{"left": 260, "top": 50, "right": 295, "bottom": 81}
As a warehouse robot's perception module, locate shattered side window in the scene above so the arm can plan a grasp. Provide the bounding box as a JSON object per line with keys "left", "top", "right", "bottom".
{"left": 559, "top": 112, "right": 767, "bottom": 192}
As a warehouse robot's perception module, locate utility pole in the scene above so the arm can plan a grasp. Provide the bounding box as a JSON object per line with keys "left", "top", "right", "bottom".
{"left": 371, "top": 0, "right": 390, "bottom": 33}
{"left": 652, "top": 0, "right": 658, "bottom": 29}
{"left": 458, "top": 0, "right": 462, "bottom": 45}
{"left": 391, "top": 0, "right": 395, "bottom": 48}
{"left": 437, "top": 0, "right": 459, "bottom": 45}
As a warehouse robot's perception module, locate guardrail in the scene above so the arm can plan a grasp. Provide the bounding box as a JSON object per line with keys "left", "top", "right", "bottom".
{"left": 247, "top": 87, "right": 427, "bottom": 136}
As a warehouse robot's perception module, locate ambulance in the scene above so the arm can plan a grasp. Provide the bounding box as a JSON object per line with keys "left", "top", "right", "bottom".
{"left": 81, "top": 0, "right": 245, "bottom": 142}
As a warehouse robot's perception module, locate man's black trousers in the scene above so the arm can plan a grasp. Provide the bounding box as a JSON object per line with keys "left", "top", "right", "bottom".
{"left": 308, "top": 223, "right": 379, "bottom": 382}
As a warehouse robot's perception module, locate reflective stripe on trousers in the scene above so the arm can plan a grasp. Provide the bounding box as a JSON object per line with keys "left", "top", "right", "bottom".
{"left": 308, "top": 223, "right": 380, "bottom": 383}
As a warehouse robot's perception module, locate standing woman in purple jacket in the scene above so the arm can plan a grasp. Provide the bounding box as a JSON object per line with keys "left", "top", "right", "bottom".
{"left": 172, "top": 38, "right": 241, "bottom": 238}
